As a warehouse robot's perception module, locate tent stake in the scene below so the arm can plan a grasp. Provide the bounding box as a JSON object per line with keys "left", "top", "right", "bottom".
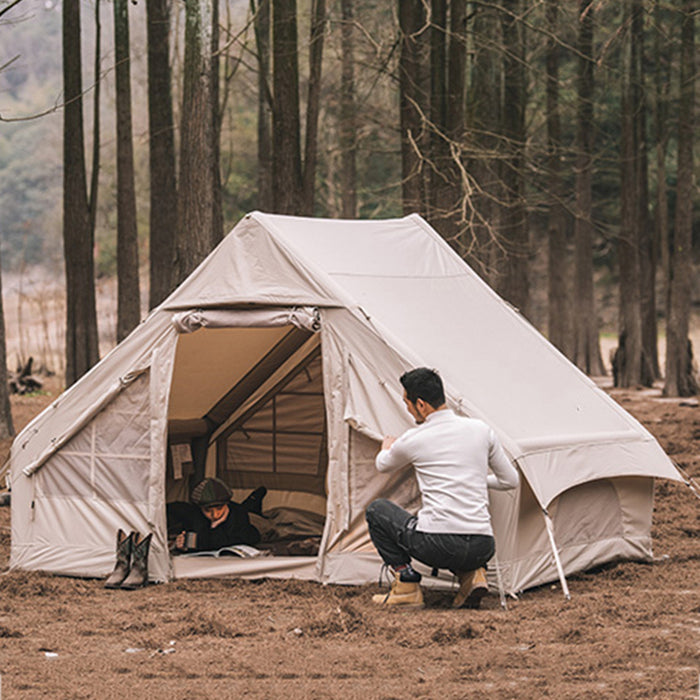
{"left": 542, "top": 508, "right": 570, "bottom": 601}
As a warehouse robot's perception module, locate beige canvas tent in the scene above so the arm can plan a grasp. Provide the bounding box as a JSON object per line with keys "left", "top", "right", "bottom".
{"left": 4, "top": 212, "right": 683, "bottom": 594}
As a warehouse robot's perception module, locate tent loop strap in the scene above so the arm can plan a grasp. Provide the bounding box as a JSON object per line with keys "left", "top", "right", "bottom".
{"left": 542, "top": 508, "right": 571, "bottom": 601}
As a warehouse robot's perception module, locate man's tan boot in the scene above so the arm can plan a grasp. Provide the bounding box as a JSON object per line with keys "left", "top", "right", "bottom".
{"left": 372, "top": 571, "right": 424, "bottom": 609}
{"left": 453, "top": 567, "right": 488, "bottom": 609}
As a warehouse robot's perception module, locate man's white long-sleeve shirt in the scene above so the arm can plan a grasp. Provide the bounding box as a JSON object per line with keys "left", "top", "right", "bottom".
{"left": 375, "top": 409, "right": 519, "bottom": 535}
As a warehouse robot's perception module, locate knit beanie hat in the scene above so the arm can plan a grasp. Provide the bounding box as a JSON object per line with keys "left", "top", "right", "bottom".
{"left": 191, "top": 478, "right": 232, "bottom": 507}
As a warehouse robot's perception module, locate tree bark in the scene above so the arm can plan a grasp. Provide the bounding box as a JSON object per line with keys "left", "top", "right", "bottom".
{"left": 271, "top": 0, "right": 303, "bottom": 214}
{"left": 545, "top": 0, "right": 571, "bottom": 358}
{"left": 572, "top": 0, "right": 604, "bottom": 375}
{"left": 62, "top": 0, "right": 99, "bottom": 387}
{"left": 173, "top": 0, "right": 216, "bottom": 286}
{"left": 146, "top": 0, "right": 177, "bottom": 308}
{"left": 338, "top": 0, "right": 357, "bottom": 218}
{"left": 498, "top": 0, "right": 529, "bottom": 318}
{"left": 664, "top": 2, "right": 698, "bottom": 396}
{"left": 114, "top": 0, "right": 141, "bottom": 341}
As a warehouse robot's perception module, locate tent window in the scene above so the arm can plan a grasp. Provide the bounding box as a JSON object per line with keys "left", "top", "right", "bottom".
{"left": 219, "top": 349, "right": 327, "bottom": 494}
{"left": 37, "top": 373, "right": 151, "bottom": 503}
{"left": 224, "top": 387, "right": 325, "bottom": 477}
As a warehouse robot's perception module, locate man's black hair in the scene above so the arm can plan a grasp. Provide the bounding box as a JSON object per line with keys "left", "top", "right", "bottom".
{"left": 400, "top": 368, "right": 445, "bottom": 409}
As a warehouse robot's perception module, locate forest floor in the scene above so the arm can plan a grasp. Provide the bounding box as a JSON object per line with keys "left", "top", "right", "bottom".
{"left": 0, "top": 379, "right": 699, "bottom": 699}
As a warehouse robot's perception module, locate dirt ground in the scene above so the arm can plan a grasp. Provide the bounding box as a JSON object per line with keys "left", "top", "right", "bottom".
{"left": 0, "top": 380, "right": 698, "bottom": 699}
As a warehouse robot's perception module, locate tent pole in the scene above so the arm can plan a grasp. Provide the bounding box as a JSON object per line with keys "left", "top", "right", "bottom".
{"left": 542, "top": 508, "right": 570, "bottom": 601}
{"left": 492, "top": 552, "right": 508, "bottom": 610}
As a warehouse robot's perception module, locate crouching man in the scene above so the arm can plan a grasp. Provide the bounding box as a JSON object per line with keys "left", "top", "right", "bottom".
{"left": 366, "top": 368, "right": 519, "bottom": 609}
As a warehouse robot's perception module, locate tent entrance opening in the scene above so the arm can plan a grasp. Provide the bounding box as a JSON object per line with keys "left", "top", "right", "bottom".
{"left": 165, "top": 324, "right": 327, "bottom": 559}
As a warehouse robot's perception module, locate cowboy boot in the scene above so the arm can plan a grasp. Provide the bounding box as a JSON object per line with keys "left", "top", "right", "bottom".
{"left": 452, "top": 567, "right": 489, "bottom": 609}
{"left": 104, "top": 529, "right": 133, "bottom": 589}
{"left": 372, "top": 571, "right": 424, "bottom": 609}
{"left": 120, "top": 532, "right": 152, "bottom": 590}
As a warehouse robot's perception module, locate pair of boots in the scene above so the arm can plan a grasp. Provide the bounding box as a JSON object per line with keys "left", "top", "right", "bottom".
{"left": 371, "top": 565, "right": 489, "bottom": 609}
{"left": 104, "top": 529, "right": 152, "bottom": 590}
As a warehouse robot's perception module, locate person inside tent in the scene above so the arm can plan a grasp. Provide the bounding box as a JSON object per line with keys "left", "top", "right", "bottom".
{"left": 167, "top": 478, "right": 266, "bottom": 553}
{"left": 366, "top": 367, "right": 519, "bottom": 609}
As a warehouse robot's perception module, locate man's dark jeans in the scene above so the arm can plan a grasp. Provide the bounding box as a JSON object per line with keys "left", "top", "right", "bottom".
{"left": 365, "top": 498, "right": 495, "bottom": 574}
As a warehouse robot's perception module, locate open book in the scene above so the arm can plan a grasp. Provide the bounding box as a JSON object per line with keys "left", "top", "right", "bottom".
{"left": 181, "top": 544, "right": 265, "bottom": 559}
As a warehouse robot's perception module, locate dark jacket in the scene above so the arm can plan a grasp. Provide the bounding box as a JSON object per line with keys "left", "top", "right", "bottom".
{"left": 167, "top": 501, "right": 260, "bottom": 552}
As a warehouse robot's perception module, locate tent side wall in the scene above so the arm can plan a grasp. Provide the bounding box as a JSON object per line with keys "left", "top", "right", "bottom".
{"left": 11, "top": 350, "right": 175, "bottom": 581}
{"left": 491, "top": 476, "right": 655, "bottom": 593}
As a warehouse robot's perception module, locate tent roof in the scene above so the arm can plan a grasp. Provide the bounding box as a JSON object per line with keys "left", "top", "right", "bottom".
{"left": 6, "top": 212, "right": 681, "bottom": 508}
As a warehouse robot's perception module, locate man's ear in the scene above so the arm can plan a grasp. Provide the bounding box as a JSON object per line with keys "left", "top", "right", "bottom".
{"left": 415, "top": 398, "right": 427, "bottom": 415}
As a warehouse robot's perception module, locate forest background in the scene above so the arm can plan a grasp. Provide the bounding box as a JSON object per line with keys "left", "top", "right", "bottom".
{"left": 0, "top": 0, "right": 698, "bottom": 433}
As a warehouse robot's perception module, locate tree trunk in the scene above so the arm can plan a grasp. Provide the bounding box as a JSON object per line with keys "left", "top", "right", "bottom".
{"left": 146, "top": 0, "right": 177, "bottom": 308}
{"left": 429, "top": 0, "right": 467, "bottom": 247}
{"left": 0, "top": 253, "right": 14, "bottom": 439}
{"left": 338, "top": 0, "right": 357, "bottom": 218}
{"left": 618, "top": 35, "right": 643, "bottom": 387}
{"left": 301, "top": 0, "right": 326, "bottom": 215}
{"left": 63, "top": 0, "right": 99, "bottom": 387}
{"left": 253, "top": 0, "right": 273, "bottom": 211}
{"left": 633, "top": 0, "right": 658, "bottom": 382}
{"left": 428, "top": 0, "right": 447, "bottom": 228}
{"left": 653, "top": 0, "right": 672, "bottom": 334}
{"left": 545, "top": 0, "right": 571, "bottom": 358}
{"left": 114, "top": 0, "right": 141, "bottom": 342}
{"left": 173, "top": 0, "right": 216, "bottom": 286}
{"left": 398, "top": 0, "right": 428, "bottom": 216}
{"left": 664, "top": 2, "right": 698, "bottom": 397}
{"left": 211, "top": 0, "right": 224, "bottom": 243}
{"left": 498, "top": 0, "right": 529, "bottom": 318}
{"left": 465, "top": 3, "right": 501, "bottom": 279}
{"left": 271, "top": 0, "right": 303, "bottom": 214}
{"left": 572, "top": 0, "right": 604, "bottom": 376}
{"left": 88, "top": 0, "right": 100, "bottom": 238}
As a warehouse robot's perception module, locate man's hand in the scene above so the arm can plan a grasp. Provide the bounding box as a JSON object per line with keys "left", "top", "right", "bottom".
{"left": 381, "top": 436, "right": 396, "bottom": 451}
{"left": 210, "top": 512, "right": 227, "bottom": 529}
{"left": 175, "top": 531, "right": 186, "bottom": 550}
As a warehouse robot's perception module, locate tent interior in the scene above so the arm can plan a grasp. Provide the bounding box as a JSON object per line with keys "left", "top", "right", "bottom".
{"left": 165, "top": 322, "right": 330, "bottom": 568}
